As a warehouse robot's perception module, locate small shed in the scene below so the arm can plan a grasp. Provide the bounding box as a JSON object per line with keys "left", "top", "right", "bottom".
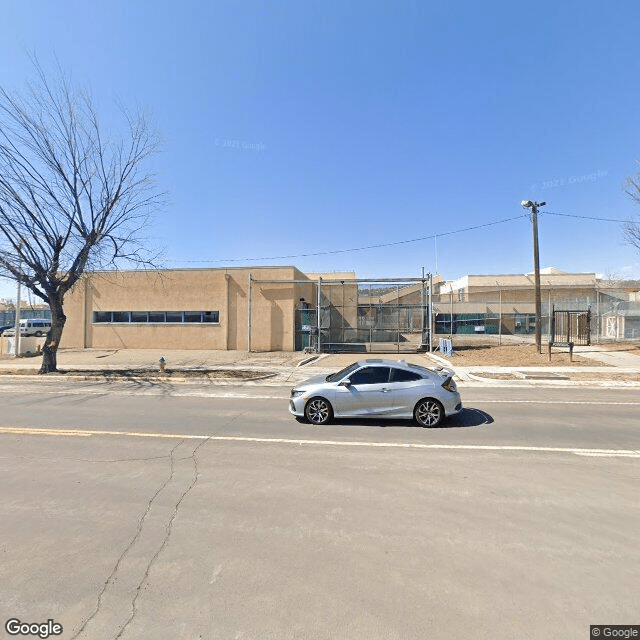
{"left": 601, "top": 309, "right": 640, "bottom": 340}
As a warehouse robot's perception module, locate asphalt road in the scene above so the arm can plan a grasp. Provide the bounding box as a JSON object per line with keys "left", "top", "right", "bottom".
{"left": 1, "top": 378, "right": 639, "bottom": 640}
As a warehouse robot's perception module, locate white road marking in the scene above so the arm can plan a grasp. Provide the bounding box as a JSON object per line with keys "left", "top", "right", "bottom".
{"left": 574, "top": 452, "right": 640, "bottom": 458}
{"left": 0, "top": 384, "right": 638, "bottom": 405}
{"left": 1, "top": 426, "right": 639, "bottom": 458}
{"left": 477, "top": 400, "right": 640, "bottom": 405}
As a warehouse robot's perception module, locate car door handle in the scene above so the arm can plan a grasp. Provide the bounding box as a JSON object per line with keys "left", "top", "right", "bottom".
{"left": 380, "top": 388, "right": 389, "bottom": 393}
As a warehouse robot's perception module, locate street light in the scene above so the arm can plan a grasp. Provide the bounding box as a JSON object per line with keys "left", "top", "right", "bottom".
{"left": 521, "top": 200, "right": 546, "bottom": 353}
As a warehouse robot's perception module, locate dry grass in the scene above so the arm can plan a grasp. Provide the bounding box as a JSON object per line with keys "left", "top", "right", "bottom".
{"left": 0, "top": 368, "right": 274, "bottom": 380}
{"left": 437, "top": 344, "right": 596, "bottom": 367}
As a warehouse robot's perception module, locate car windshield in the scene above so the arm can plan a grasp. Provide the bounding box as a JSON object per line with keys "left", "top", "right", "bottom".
{"left": 326, "top": 362, "right": 360, "bottom": 382}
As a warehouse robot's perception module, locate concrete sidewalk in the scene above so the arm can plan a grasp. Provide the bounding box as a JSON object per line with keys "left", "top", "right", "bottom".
{"left": 572, "top": 344, "right": 640, "bottom": 368}
{"left": 0, "top": 348, "right": 311, "bottom": 370}
{"left": 1, "top": 347, "right": 639, "bottom": 387}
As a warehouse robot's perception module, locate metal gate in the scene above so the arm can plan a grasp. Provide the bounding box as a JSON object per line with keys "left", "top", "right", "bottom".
{"left": 248, "top": 274, "right": 434, "bottom": 353}
{"left": 550, "top": 307, "right": 591, "bottom": 346}
{"left": 315, "top": 277, "right": 433, "bottom": 354}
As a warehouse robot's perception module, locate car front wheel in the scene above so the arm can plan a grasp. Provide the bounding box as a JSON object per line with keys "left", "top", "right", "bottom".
{"left": 304, "top": 397, "right": 333, "bottom": 425}
{"left": 414, "top": 398, "right": 444, "bottom": 427}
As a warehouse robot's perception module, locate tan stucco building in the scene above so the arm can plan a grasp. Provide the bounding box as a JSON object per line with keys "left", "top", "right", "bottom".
{"left": 60, "top": 266, "right": 317, "bottom": 352}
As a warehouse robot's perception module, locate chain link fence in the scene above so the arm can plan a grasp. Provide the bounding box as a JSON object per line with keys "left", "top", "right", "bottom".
{"left": 432, "top": 287, "right": 640, "bottom": 343}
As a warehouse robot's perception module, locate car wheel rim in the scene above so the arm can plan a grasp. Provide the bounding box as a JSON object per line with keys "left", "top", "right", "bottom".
{"left": 417, "top": 401, "right": 441, "bottom": 426}
{"left": 308, "top": 400, "right": 328, "bottom": 424}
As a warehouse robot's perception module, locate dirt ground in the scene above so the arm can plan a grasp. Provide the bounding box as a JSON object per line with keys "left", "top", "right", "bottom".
{"left": 478, "top": 371, "right": 640, "bottom": 381}
{"left": 0, "top": 368, "right": 274, "bottom": 380}
{"left": 437, "top": 344, "right": 598, "bottom": 367}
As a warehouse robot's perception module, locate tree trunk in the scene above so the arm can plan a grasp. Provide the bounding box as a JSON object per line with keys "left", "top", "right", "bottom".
{"left": 39, "top": 296, "right": 66, "bottom": 374}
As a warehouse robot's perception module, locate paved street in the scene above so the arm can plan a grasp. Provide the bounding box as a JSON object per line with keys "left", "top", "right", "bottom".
{"left": 1, "top": 378, "right": 639, "bottom": 640}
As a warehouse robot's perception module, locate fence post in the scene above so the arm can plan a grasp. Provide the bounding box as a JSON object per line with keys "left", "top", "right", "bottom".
{"left": 247, "top": 273, "right": 252, "bottom": 352}
{"left": 316, "top": 278, "right": 322, "bottom": 353}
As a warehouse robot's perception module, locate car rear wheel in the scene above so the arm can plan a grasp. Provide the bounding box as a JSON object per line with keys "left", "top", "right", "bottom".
{"left": 414, "top": 398, "right": 444, "bottom": 427}
{"left": 304, "top": 397, "right": 333, "bottom": 425}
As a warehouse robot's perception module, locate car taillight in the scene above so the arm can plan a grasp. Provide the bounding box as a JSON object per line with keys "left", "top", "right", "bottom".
{"left": 441, "top": 376, "right": 456, "bottom": 392}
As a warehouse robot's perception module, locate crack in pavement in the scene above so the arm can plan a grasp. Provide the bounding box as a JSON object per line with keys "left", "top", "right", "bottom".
{"left": 70, "top": 441, "right": 184, "bottom": 640}
{"left": 113, "top": 436, "right": 211, "bottom": 640}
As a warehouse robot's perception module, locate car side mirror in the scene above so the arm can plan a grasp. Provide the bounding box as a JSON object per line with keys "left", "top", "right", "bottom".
{"left": 339, "top": 378, "right": 351, "bottom": 387}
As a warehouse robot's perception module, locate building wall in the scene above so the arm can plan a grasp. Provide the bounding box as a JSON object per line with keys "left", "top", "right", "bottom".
{"left": 60, "top": 267, "right": 306, "bottom": 351}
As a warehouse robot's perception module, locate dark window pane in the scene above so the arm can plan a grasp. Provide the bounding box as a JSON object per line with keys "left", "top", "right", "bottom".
{"left": 184, "top": 312, "right": 202, "bottom": 323}
{"left": 202, "top": 311, "right": 219, "bottom": 323}
{"left": 112, "top": 311, "right": 130, "bottom": 323}
{"left": 349, "top": 367, "right": 391, "bottom": 385}
{"left": 94, "top": 311, "right": 111, "bottom": 323}
{"left": 165, "top": 312, "right": 183, "bottom": 323}
{"left": 390, "top": 369, "right": 421, "bottom": 382}
{"left": 131, "top": 311, "right": 148, "bottom": 323}
{"left": 148, "top": 312, "right": 165, "bottom": 323}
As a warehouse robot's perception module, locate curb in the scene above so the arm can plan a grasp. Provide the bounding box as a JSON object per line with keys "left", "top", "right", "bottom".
{"left": 462, "top": 371, "right": 640, "bottom": 387}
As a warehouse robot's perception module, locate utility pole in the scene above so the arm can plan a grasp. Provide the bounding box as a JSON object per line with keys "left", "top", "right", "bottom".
{"left": 521, "top": 200, "right": 545, "bottom": 353}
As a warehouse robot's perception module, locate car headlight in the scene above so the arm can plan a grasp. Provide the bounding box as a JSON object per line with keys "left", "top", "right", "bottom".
{"left": 291, "top": 389, "right": 305, "bottom": 398}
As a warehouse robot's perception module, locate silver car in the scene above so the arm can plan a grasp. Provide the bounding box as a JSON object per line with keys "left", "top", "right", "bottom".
{"left": 289, "top": 359, "right": 462, "bottom": 427}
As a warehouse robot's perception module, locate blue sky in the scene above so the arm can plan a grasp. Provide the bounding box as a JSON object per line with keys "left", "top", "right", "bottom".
{"left": 2, "top": 0, "right": 640, "bottom": 301}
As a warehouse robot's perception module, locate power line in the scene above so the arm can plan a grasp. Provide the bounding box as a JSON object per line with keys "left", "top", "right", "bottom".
{"left": 543, "top": 211, "right": 633, "bottom": 223}
{"left": 167, "top": 214, "right": 529, "bottom": 264}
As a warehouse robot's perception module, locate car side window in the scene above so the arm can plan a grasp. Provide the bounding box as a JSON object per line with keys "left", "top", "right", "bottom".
{"left": 348, "top": 367, "right": 391, "bottom": 385}
{"left": 390, "top": 368, "right": 422, "bottom": 383}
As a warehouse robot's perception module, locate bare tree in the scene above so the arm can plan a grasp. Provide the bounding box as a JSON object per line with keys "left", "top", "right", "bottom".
{"left": 625, "top": 173, "right": 640, "bottom": 252}
{"left": 0, "top": 64, "right": 162, "bottom": 372}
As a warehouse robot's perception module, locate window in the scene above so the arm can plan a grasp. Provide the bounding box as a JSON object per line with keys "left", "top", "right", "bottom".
{"left": 349, "top": 366, "right": 391, "bottom": 385}
{"left": 390, "top": 368, "right": 421, "bottom": 382}
{"left": 93, "top": 311, "right": 220, "bottom": 325}
{"left": 202, "top": 311, "right": 220, "bottom": 323}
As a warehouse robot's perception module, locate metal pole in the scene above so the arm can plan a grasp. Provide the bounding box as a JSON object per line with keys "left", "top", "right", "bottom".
{"left": 341, "top": 282, "right": 345, "bottom": 346}
{"left": 369, "top": 282, "right": 372, "bottom": 349}
{"left": 15, "top": 268, "right": 21, "bottom": 358}
{"left": 548, "top": 288, "right": 552, "bottom": 340}
{"left": 396, "top": 283, "right": 400, "bottom": 354}
{"left": 421, "top": 268, "right": 425, "bottom": 348}
{"left": 498, "top": 288, "right": 502, "bottom": 346}
{"left": 450, "top": 283, "right": 453, "bottom": 337}
{"left": 428, "top": 273, "right": 433, "bottom": 353}
{"left": 596, "top": 288, "right": 600, "bottom": 343}
{"left": 317, "top": 278, "right": 322, "bottom": 353}
{"left": 247, "top": 273, "right": 252, "bottom": 352}
{"left": 531, "top": 203, "right": 543, "bottom": 353}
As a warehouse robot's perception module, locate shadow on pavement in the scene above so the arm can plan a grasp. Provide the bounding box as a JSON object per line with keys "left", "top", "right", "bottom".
{"left": 445, "top": 407, "right": 494, "bottom": 428}
{"left": 318, "top": 407, "right": 493, "bottom": 429}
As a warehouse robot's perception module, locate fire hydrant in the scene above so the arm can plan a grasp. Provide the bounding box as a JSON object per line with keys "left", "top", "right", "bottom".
{"left": 159, "top": 356, "right": 166, "bottom": 374}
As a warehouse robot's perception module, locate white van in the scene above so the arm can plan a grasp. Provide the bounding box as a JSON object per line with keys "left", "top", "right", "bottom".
{"left": 3, "top": 318, "right": 52, "bottom": 337}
